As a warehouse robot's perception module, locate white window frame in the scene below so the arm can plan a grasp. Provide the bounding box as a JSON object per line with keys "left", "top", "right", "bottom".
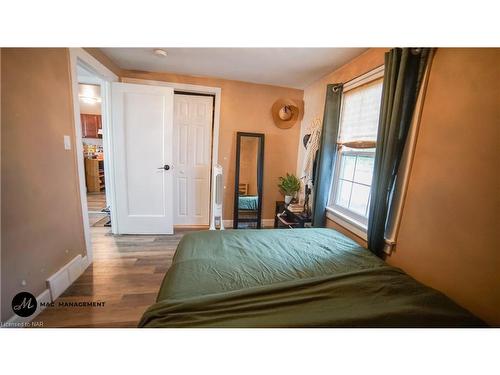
{"left": 329, "top": 148, "right": 375, "bottom": 224}
{"left": 326, "top": 66, "right": 384, "bottom": 239}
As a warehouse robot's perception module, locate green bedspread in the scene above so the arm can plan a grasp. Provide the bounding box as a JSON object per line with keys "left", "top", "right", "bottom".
{"left": 139, "top": 228, "right": 485, "bottom": 327}
{"left": 238, "top": 195, "right": 259, "bottom": 210}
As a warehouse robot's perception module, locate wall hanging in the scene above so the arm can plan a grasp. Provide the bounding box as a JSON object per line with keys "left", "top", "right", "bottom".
{"left": 271, "top": 98, "right": 300, "bottom": 129}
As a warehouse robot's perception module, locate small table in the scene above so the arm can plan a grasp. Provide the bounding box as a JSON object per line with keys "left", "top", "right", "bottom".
{"left": 274, "top": 201, "right": 312, "bottom": 228}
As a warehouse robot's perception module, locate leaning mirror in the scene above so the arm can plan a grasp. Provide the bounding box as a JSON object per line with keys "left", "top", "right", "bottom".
{"left": 233, "top": 132, "right": 265, "bottom": 229}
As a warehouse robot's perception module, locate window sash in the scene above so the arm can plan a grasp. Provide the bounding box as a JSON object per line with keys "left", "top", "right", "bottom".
{"left": 328, "top": 148, "right": 375, "bottom": 227}
{"left": 327, "top": 66, "right": 384, "bottom": 233}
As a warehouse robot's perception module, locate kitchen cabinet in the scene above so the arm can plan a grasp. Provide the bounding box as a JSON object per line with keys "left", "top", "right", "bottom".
{"left": 85, "top": 158, "right": 105, "bottom": 192}
{"left": 81, "top": 114, "right": 102, "bottom": 138}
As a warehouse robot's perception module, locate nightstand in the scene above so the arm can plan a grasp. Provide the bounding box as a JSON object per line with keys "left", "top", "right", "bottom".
{"left": 274, "top": 201, "right": 312, "bottom": 228}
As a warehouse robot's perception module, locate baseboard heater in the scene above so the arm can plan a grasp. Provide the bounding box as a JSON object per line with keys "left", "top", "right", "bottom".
{"left": 47, "top": 254, "right": 86, "bottom": 300}
{"left": 5, "top": 254, "right": 87, "bottom": 326}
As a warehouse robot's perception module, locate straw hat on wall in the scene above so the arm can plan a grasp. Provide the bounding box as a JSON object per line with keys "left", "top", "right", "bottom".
{"left": 271, "top": 99, "right": 301, "bottom": 129}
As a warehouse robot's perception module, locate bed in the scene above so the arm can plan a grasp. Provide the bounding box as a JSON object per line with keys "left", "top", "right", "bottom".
{"left": 139, "top": 228, "right": 485, "bottom": 327}
{"left": 238, "top": 195, "right": 259, "bottom": 211}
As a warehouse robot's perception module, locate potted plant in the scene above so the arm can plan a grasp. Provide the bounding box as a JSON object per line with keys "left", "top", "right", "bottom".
{"left": 278, "top": 173, "right": 301, "bottom": 205}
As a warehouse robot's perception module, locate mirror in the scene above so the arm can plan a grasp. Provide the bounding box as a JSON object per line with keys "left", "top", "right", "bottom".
{"left": 233, "top": 132, "right": 265, "bottom": 229}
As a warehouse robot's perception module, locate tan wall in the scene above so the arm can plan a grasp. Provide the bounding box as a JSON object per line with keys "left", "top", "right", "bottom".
{"left": 386, "top": 48, "right": 500, "bottom": 325}
{"left": 297, "top": 48, "right": 388, "bottom": 183}
{"left": 297, "top": 48, "right": 387, "bottom": 235}
{"left": 1, "top": 49, "right": 86, "bottom": 321}
{"left": 300, "top": 48, "right": 500, "bottom": 325}
{"left": 122, "top": 70, "right": 304, "bottom": 220}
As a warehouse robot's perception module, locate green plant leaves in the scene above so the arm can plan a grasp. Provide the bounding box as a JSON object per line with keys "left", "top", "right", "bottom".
{"left": 278, "top": 173, "right": 301, "bottom": 196}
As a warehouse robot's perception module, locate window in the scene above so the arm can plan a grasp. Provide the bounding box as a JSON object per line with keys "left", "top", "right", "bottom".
{"left": 327, "top": 72, "right": 384, "bottom": 231}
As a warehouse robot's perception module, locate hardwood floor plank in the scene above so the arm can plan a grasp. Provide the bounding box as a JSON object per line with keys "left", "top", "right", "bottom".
{"left": 35, "top": 226, "right": 196, "bottom": 328}
{"left": 121, "top": 293, "right": 157, "bottom": 305}
{"left": 154, "top": 265, "right": 170, "bottom": 274}
{"left": 87, "top": 192, "right": 107, "bottom": 211}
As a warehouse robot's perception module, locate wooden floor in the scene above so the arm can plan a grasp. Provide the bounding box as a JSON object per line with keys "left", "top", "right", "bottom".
{"left": 36, "top": 226, "right": 200, "bottom": 327}
{"left": 87, "top": 192, "right": 106, "bottom": 212}
{"left": 88, "top": 213, "right": 110, "bottom": 227}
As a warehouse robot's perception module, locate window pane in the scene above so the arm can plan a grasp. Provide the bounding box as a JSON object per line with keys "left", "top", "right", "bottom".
{"left": 336, "top": 180, "right": 352, "bottom": 208}
{"left": 353, "top": 155, "right": 375, "bottom": 185}
{"left": 349, "top": 183, "right": 370, "bottom": 216}
{"left": 340, "top": 155, "right": 356, "bottom": 180}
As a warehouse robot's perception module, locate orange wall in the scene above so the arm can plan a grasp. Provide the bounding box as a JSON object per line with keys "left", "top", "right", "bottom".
{"left": 297, "top": 48, "right": 388, "bottom": 234}
{"left": 122, "top": 70, "right": 304, "bottom": 221}
{"left": 300, "top": 48, "right": 499, "bottom": 325}
{"left": 1, "top": 48, "right": 87, "bottom": 321}
{"left": 386, "top": 48, "right": 500, "bottom": 325}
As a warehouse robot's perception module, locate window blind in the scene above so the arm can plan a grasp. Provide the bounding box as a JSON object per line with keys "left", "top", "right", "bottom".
{"left": 337, "top": 79, "right": 383, "bottom": 146}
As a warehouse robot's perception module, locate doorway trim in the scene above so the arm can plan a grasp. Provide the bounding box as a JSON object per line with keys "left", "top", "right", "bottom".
{"left": 121, "top": 77, "right": 222, "bottom": 227}
{"left": 69, "top": 48, "right": 118, "bottom": 265}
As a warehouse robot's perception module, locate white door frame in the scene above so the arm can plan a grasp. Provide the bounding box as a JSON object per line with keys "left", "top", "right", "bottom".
{"left": 69, "top": 48, "right": 118, "bottom": 265}
{"left": 122, "top": 77, "right": 222, "bottom": 226}
{"left": 77, "top": 72, "right": 110, "bottom": 214}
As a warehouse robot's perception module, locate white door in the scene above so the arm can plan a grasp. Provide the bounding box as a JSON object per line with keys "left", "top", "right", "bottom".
{"left": 173, "top": 94, "right": 213, "bottom": 225}
{"left": 111, "top": 82, "right": 174, "bottom": 234}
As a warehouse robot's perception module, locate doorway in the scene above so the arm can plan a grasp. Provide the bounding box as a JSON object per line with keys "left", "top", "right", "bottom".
{"left": 109, "top": 86, "right": 216, "bottom": 233}
{"left": 71, "top": 56, "right": 222, "bottom": 242}
{"left": 77, "top": 78, "right": 110, "bottom": 228}
{"left": 120, "top": 77, "right": 222, "bottom": 231}
{"left": 70, "top": 49, "right": 119, "bottom": 264}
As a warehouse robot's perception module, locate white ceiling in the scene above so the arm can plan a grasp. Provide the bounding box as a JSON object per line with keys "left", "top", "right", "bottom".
{"left": 100, "top": 48, "right": 367, "bottom": 89}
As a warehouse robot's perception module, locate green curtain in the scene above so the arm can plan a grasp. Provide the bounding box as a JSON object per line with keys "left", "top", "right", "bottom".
{"left": 367, "top": 48, "right": 430, "bottom": 255}
{"left": 312, "top": 83, "right": 343, "bottom": 227}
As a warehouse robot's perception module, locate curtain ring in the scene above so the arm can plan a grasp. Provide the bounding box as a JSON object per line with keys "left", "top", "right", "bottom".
{"left": 332, "top": 85, "right": 340, "bottom": 93}
{"left": 411, "top": 48, "right": 421, "bottom": 55}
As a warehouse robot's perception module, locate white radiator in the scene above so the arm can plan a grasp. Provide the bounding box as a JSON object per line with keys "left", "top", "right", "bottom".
{"left": 209, "top": 164, "right": 224, "bottom": 230}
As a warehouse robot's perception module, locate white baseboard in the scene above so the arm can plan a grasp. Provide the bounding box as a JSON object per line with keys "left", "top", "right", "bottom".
{"left": 4, "top": 289, "right": 51, "bottom": 327}
{"left": 47, "top": 254, "right": 85, "bottom": 301}
{"left": 222, "top": 219, "right": 274, "bottom": 229}
{"left": 3, "top": 254, "right": 90, "bottom": 327}
{"left": 81, "top": 255, "right": 90, "bottom": 270}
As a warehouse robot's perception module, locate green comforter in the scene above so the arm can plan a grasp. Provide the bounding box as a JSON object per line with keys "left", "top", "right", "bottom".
{"left": 238, "top": 195, "right": 259, "bottom": 210}
{"left": 139, "top": 229, "right": 484, "bottom": 327}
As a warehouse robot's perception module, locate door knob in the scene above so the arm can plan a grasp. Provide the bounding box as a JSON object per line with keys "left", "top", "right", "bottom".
{"left": 157, "top": 165, "right": 170, "bottom": 170}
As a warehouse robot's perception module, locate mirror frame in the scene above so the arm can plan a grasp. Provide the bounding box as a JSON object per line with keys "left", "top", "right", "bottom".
{"left": 233, "top": 132, "right": 265, "bottom": 229}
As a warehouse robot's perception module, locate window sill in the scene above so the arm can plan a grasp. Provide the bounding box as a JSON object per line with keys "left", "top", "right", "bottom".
{"left": 325, "top": 207, "right": 368, "bottom": 241}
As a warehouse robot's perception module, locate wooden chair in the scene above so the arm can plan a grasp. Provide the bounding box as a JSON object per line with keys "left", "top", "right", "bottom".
{"left": 238, "top": 183, "right": 249, "bottom": 195}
